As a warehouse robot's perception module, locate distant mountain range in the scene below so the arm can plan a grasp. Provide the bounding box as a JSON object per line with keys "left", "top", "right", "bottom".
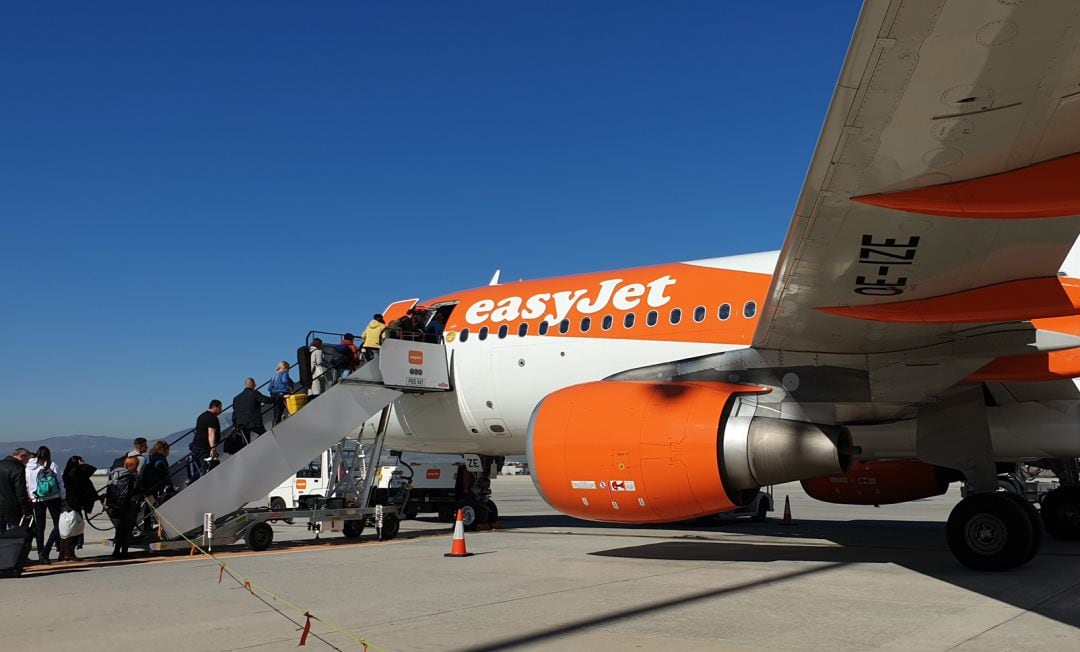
{"left": 2, "top": 435, "right": 139, "bottom": 470}
{"left": 2, "top": 433, "right": 528, "bottom": 471}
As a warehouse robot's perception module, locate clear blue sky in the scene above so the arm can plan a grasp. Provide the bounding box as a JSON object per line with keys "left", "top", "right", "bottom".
{"left": 0, "top": 2, "right": 859, "bottom": 441}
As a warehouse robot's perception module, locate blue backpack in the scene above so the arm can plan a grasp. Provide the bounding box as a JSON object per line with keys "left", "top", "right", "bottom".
{"left": 35, "top": 467, "right": 60, "bottom": 500}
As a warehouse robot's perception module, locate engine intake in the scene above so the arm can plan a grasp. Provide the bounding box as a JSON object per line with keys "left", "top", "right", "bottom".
{"left": 527, "top": 380, "right": 851, "bottom": 523}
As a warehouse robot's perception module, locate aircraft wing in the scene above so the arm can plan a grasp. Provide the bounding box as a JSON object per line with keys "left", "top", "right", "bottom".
{"left": 753, "top": 0, "right": 1080, "bottom": 355}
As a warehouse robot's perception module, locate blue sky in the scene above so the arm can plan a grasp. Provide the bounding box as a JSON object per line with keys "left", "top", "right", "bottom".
{"left": 0, "top": 2, "right": 859, "bottom": 441}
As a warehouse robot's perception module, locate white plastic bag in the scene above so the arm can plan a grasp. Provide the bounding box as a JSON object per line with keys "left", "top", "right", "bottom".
{"left": 59, "top": 509, "right": 84, "bottom": 539}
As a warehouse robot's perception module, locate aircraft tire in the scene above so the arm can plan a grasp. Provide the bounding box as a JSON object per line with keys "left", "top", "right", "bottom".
{"left": 1002, "top": 492, "right": 1043, "bottom": 563}
{"left": 947, "top": 493, "right": 1033, "bottom": 571}
{"left": 1042, "top": 487, "right": 1080, "bottom": 541}
{"left": 752, "top": 498, "right": 769, "bottom": 523}
{"left": 485, "top": 499, "right": 499, "bottom": 524}
{"left": 460, "top": 500, "right": 488, "bottom": 532}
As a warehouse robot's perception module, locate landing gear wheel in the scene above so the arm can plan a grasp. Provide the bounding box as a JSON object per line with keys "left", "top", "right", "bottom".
{"left": 1042, "top": 487, "right": 1080, "bottom": 541}
{"left": 947, "top": 493, "right": 1033, "bottom": 571}
{"left": 247, "top": 522, "right": 274, "bottom": 552}
{"left": 460, "top": 500, "right": 488, "bottom": 532}
{"left": 752, "top": 498, "right": 769, "bottom": 523}
{"left": 342, "top": 520, "right": 364, "bottom": 539}
{"left": 269, "top": 497, "right": 294, "bottom": 525}
{"left": 1002, "top": 493, "right": 1042, "bottom": 563}
{"left": 378, "top": 514, "right": 400, "bottom": 541}
{"left": 485, "top": 499, "right": 499, "bottom": 524}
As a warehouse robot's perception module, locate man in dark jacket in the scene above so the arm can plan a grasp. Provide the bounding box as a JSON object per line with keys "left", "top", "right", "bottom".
{"left": 232, "top": 378, "right": 273, "bottom": 449}
{"left": 0, "top": 447, "right": 31, "bottom": 533}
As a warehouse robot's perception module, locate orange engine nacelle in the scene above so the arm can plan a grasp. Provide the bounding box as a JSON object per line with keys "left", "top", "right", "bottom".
{"left": 528, "top": 381, "right": 852, "bottom": 523}
{"left": 801, "top": 459, "right": 954, "bottom": 505}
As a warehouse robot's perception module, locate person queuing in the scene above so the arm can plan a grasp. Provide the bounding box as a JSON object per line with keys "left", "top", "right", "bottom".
{"left": 336, "top": 333, "right": 360, "bottom": 379}
{"left": 233, "top": 378, "right": 272, "bottom": 447}
{"left": 309, "top": 338, "right": 329, "bottom": 397}
{"left": 128, "top": 437, "right": 148, "bottom": 475}
{"left": 360, "top": 314, "right": 386, "bottom": 363}
{"left": 269, "top": 361, "right": 295, "bottom": 425}
{"left": 25, "top": 446, "right": 65, "bottom": 565}
{"left": 106, "top": 456, "right": 141, "bottom": 559}
{"left": 61, "top": 455, "right": 98, "bottom": 561}
{"left": 141, "top": 440, "right": 175, "bottom": 500}
{"left": 189, "top": 399, "right": 223, "bottom": 481}
{"left": 0, "top": 447, "right": 31, "bottom": 533}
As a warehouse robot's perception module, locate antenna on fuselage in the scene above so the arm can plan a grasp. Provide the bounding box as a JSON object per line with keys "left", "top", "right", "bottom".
{"left": 488, "top": 269, "right": 501, "bottom": 286}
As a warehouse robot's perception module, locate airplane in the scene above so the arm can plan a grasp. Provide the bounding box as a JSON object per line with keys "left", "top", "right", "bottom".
{"left": 367, "top": 0, "right": 1080, "bottom": 571}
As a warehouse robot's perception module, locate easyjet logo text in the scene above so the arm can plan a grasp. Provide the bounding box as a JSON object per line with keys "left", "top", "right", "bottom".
{"left": 464, "top": 275, "right": 677, "bottom": 325}
{"left": 408, "top": 350, "right": 424, "bottom": 365}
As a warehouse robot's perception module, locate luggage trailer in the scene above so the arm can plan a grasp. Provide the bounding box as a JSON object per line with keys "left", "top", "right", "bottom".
{"left": 147, "top": 405, "right": 403, "bottom": 553}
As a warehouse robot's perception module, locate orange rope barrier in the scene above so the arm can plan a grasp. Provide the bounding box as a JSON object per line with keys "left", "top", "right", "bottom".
{"left": 148, "top": 503, "right": 385, "bottom": 651}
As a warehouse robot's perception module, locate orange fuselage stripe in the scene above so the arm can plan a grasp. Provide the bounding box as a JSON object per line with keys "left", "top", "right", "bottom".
{"left": 427, "top": 262, "right": 771, "bottom": 345}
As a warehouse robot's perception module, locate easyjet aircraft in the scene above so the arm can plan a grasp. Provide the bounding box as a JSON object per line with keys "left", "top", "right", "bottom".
{"left": 373, "top": 0, "right": 1080, "bottom": 571}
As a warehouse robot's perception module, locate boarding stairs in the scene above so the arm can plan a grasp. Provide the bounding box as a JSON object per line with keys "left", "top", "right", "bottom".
{"left": 153, "top": 337, "right": 451, "bottom": 539}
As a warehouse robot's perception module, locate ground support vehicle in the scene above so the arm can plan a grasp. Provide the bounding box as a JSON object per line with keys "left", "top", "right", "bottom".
{"left": 371, "top": 455, "right": 503, "bottom": 530}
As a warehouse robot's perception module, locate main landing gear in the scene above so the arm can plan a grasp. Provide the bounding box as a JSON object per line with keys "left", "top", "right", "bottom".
{"left": 1042, "top": 486, "right": 1080, "bottom": 541}
{"left": 946, "top": 492, "right": 1042, "bottom": 571}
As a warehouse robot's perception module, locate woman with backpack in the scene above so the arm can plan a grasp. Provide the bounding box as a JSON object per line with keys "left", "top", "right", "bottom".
{"left": 106, "top": 456, "right": 141, "bottom": 559}
{"left": 24, "top": 446, "right": 65, "bottom": 564}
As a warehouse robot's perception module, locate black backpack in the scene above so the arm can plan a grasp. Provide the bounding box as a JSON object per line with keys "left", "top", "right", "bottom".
{"left": 296, "top": 345, "right": 313, "bottom": 387}
{"left": 105, "top": 470, "right": 135, "bottom": 516}
{"left": 329, "top": 344, "right": 352, "bottom": 370}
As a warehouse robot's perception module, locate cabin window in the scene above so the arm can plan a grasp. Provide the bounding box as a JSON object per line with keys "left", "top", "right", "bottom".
{"left": 518, "top": 323, "right": 528, "bottom": 337}
{"left": 538, "top": 321, "right": 549, "bottom": 336}
{"left": 580, "top": 316, "right": 592, "bottom": 332}
{"left": 718, "top": 303, "right": 731, "bottom": 320}
{"left": 498, "top": 324, "right": 509, "bottom": 339}
{"left": 744, "top": 301, "right": 757, "bottom": 318}
{"left": 478, "top": 326, "right": 489, "bottom": 341}
{"left": 624, "top": 312, "right": 636, "bottom": 328}
{"left": 694, "top": 305, "right": 706, "bottom": 323}
{"left": 460, "top": 329, "right": 470, "bottom": 342}
{"left": 559, "top": 319, "right": 570, "bottom": 334}
{"left": 646, "top": 310, "right": 658, "bottom": 327}
{"left": 602, "top": 314, "right": 613, "bottom": 331}
{"left": 669, "top": 308, "right": 682, "bottom": 325}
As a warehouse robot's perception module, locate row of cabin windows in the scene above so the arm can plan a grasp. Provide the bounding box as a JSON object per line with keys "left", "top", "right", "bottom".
{"left": 458, "top": 301, "right": 757, "bottom": 342}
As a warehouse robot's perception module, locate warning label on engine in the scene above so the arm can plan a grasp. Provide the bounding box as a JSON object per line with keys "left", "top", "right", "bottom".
{"left": 571, "top": 480, "right": 597, "bottom": 490}
{"left": 610, "top": 480, "right": 636, "bottom": 492}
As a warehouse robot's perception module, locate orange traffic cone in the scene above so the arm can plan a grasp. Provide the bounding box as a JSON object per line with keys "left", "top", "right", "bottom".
{"left": 444, "top": 509, "right": 474, "bottom": 557}
{"left": 781, "top": 495, "right": 794, "bottom": 526}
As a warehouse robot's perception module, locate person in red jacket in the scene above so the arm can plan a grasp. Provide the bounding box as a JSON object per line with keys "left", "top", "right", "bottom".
{"left": 337, "top": 333, "right": 360, "bottom": 375}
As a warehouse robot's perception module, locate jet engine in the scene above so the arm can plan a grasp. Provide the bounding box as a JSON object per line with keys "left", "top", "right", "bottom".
{"left": 527, "top": 380, "right": 852, "bottom": 523}
{"left": 801, "top": 459, "right": 956, "bottom": 505}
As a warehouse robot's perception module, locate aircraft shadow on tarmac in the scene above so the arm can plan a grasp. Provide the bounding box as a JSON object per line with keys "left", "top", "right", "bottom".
{"left": 481, "top": 513, "right": 1080, "bottom": 641}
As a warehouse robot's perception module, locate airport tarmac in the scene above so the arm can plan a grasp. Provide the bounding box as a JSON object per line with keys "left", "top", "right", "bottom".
{"left": 4, "top": 476, "right": 1080, "bottom": 651}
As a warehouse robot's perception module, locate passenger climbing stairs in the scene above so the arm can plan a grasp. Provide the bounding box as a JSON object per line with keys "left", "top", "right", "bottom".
{"left": 147, "top": 337, "right": 450, "bottom": 542}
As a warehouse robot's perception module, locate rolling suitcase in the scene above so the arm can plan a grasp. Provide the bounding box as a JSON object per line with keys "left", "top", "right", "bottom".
{"left": 0, "top": 518, "right": 35, "bottom": 578}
